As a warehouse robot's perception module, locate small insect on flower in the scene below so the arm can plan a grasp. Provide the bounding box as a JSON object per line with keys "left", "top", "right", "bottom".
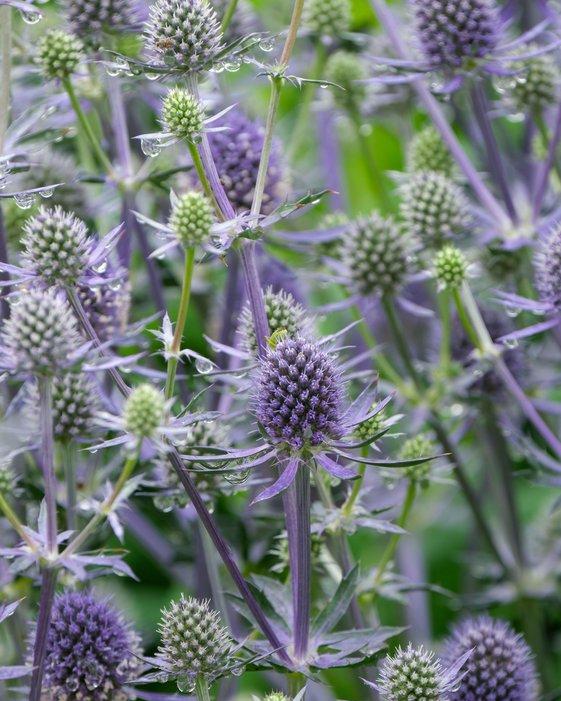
{"left": 157, "top": 595, "right": 232, "bottom": 689}
{"left": 368, "top": 642, "right": 469, "bottom": 700}
{"left": 144, "top": 0, "right": 224, "bottom": 72}
{"left": 182, "top": 334, "right": 435, "bottom": 503}
{"left": 37, "top": 29, "right": 84, "bottom": 80}
{"left": 440, "top": 616, "right": 538, "bottom": 701}
{"left": 0, "top": 289, "right": 85, "bottom": 377}
{"left": 0, "top": 206, "right": 125, "bottom": 291}
{"left": 40, "top": 590, "right": 142, "bottom": 701}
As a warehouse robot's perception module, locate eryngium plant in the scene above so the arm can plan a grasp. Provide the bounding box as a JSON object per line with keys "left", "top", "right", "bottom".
{"left": 65, "top": 0, "right": 138, "bottom": 45}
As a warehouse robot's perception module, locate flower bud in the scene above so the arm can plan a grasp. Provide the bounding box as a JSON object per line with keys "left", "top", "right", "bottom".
{"left": 407, "top": 126, "right": 455, "bottom": 177}
{"left": 325, "top": 50, "right": 367, "bottom": 108}
{"left": 510, "top": 51, "right": 557, "bottom": 113}
{"left": 435, "top": 244, "right": 468, "bottom": 289}
{"left": 169, "top": 191, "right": 214, "bottom": 249}
{"left": 400, "top": 434, "right": 433, "bottom": 484}
{"left": 303, "top": 0, "right": 351, "bottom": 37}
{"left": 65, "top": 0, "right": 138, "bottom": 46}
{"left": 37, "top": 29, "right": 83, "bottom": 80}
{"left": 162, "top": 88, "right": 205, "bottom": 141}
{"left": 377, "top": 643, "right": 447, "bottom": 700}
{"left": 123, "top": 384, "right": 165, "bottom": 439}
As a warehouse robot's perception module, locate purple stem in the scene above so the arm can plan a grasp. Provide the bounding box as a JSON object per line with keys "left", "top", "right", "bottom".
{"left": 370, "top": 0, "right": 511, "bottom": 231}
{"left": 29, "top": 568, "right": 57, "bottom": 701}
{"left": 470, "top": 81, "right": 518, "bottom": 223}
{"left": 317, "top": 109, "right": 345, "bottom": 211}
{"left": 282, "top": 465, "right": 311, "bottom": 661}
{"left": 38, "top": 377, "right": 57, "bottom": 553}
{"left": 533, "top": 100, "right": 561, "bottom": 218}
{"left": 68, "top": 290, "right": 290, "bottom": 665}
{"left": 495, "top": 357, "right": 561, "bottom": 459}
{"left": 0, "top": 204, "right": 10, "bottom": 320}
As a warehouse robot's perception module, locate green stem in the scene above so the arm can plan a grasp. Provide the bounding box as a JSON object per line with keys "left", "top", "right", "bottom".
{"left": 347, "top": 99, "right": 389, "bottom": 205}
{"left": 62, "top": 78, "right": 115, "bottom": 177}
{"left": 437, "top": 288, "right": 452, "bottom": 375}
{"left": 342, "top": 445, "right": 368, "bottom": 517}
{"left": 194, "top": 674, "right": 212, "bottom": 701}
{"left": 165, "top": 247, "right": 196, "bottom": 400}
{"left": 287, "top": 672, "right": 306, "bottom": 695}
{"left": 371, "top": 481, "right": 416, "bottom": 604}
{"left": 61, "top": 446, "right": 139, "bottom": 557}
{"left": 521, "top": 598, "right": 554, "bottom": 691}
{"left": 0, "top": 5, "right": 12, "bottom": 154}
{"left": 220, "top": 0, "right": 239, "bottom": 32}
{"left": 61, "top": 441, "right": 78, "bottom": 532}
{"left": 287, "top": 43, "right": 327, "bottom": 161}
{"left": 187, "top": 141, "right": 221, "bottom": 215}
{"left": 452, "top": 286, "right": 481, "bottom": 350}
{"left": 0, "top": 492, "right": 37, "bottom": 550}
{"left": 381, "top": 295, "right": 424, "bottom": 387}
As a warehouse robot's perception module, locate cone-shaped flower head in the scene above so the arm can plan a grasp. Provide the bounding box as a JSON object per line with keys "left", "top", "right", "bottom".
{"left": 1, "top": 289, "right": 80, "bottom": 376}
{"left": 42, "top": 590, "right": 141, "bottom": 701}
{"left": 169, "top": 191, "right": 214, "bottom": 248}
{"left": 400, "top": 434, "right": 434, "bottom": 484}
{"left": 238, "top": 287, "right": 309, "bottom": 356}
{"left": 77, "top": 270, "right": 131, "bottom": 344}
{"left": 208, "top": 110, "right": 287, "bottom": 213}
{"left": 411, "top": 0, "right": 501, "bottom": 69}
{"left": 325, "top": 50, "right": 367, "bottom": 108}
{"left": 303, "top": 0, "right": 351, "bottom": 37}
{"left": 65, "top": 0, "right": 138, "bottom": 45}
{"left": 37, "top": 29, "right": 83, "bottom": 79}
{"left": 264, "top": 694, "right": 291, "bottom": 701}
{"left": 342, "top": 213, "right": 409, "bottom": 296}
{"left": 509, "top": 50, "right": 557, "bottom": 113}
{"left": 400, "top": 172, "right": 470, "bottom": 248}
{"left": 157, "top": 595, "right": 232, "bottom": 681}
{"left": 21, "top": 206, "right": 91, "bottom": 286}
{"left": 407, "top": 126, "right": 455, "bottom": 177}
{"left": 255, "top": 337, "right": 345, "bottom": 450}
{"left": 123, "top": 384, "right": 166, "bottom": 439}
{"left": 441, "top": 615, "right": 538, "bottom": 700}
{"left": 435, "top": 245, "right": 468, "bottom": 289}
{"left": 145, "top": 0, "right": 224, "bottom": 71}
{"left": 536, "top": 225, "right": 561, "bottom": 309}
{"left": 376, "top": 644, "right": 449, "bottom": 700}
{"left": 162, "top": 88, "right": 205, "bottom": 141}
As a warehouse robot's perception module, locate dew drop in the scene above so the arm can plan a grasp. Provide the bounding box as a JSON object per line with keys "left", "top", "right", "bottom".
{"left": 92, "top": 260, "right": 108, "bottom": 274}
{"left": 259, "top": 38, "right": 275, "bottom": 52}
{"left": 65, "top": 675, "right": 80, "bottom": 692}
{"left": 140, "top": 137, "right": 162, "bottom": 158}
{"left": 39, "top": 187, "right": 55, "bottom": 199}
{"left": 21, "top": 9, "right": 42, "bottom": 24}
{"left": 195, "top": 356, "right": 214, "bottom": 374}
{"left": 13, "top": 192, "right": 36, "bottom": 210}
{"left": 177, "top": 675, "right": 195, "bottom": 693}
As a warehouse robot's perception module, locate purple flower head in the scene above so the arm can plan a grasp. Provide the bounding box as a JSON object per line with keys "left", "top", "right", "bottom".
{"left": 255, "top": 336, "right": 345, "bottom": 450}
{"left": 76, "top": 267, "right": 131, "bottom": 344}
{"left": 42, "top": 590, "right": 141, "bottom": 700}
{"left": 536, "top": 224, "right": 561, "bottom": 310}
{"left": 411, "top": 0, "right": 501, "bottom": 70}
{"left": 0, "top": 289, "right": 83, "bottom": 377}
{"left": 208, "top": 110, "right": 287, "bottom": 214}
{"left": 440, "top": 615, "right": 538, "bottom": 701}
{"left": 65, "top": 0, "right": 139, "bottom": 47}
{"left": 144, "top": 0, "right": 224, "bottom": 72}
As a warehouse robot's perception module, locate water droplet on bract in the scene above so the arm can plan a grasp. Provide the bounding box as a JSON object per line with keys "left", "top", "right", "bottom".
{"left": 39, "top": 187, "right": 55, "bottom": 199}
{"left": 13, "top": 192, "right": 36, "bottom": 209}
{"left": 146, "top": 72, "right": 159, "bottom": 81}
{"left": 84, "top": 662, "right": 103, "bottom": 690}
{"left": 140, "top": 137, "right": 162, "bottom": 158}
{"left": 259, "top": 38, "right": 275, "bottom": 52}
{"left": 153, "top": 495, "right": 175, "bottom": 513}
{"left": 211, "top": 61, "right": 226, "bottom": 73}
{"left": 106, "top": 65, "right": 123, "bottom": 77}
{"left": 21, "top": 9, "right": 42, "bottom": 24}
{"left": 319, "top": 83, "right": 328, "bottom": 89}
{"left": 504, "top": 337, "right": 519, "bottom": 349}
{"left": 224, "top": 56, "right": 242, "bottom": 72}
{"left": 177, "top": 675, "right": 195, "bottom": 693}
{"left": 506, "top": 306, "right": 521, "bottom": 318}
{"left": 0, "top": 175, "right": 7, "bottom": 191}
{"left": 225, "top": 469, "right": 249, "bottom": 486}
{"left": 232, "top": 667, "right": 243, "bottom": 677}
{"left": 90, "top": 448, "right": 99, "bottom": 454}
{"left": 195, "top": 356, "right": 213, "bottom": 374}
{"left": 109, "top": 280, "right": 122, "bottom": 291}
{"left": 92, "top": 260, "right": 108, "bottom": 274}
{"left": 65, "top": 675, "right": 80, "bottom": 692}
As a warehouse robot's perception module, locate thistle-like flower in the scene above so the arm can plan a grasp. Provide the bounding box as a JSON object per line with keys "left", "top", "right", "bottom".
{"left": 303, "top": 0, "right": 351, "bottom": 37}
{"left": 400, "top": 434, "right": 434, "bottom": 485}
{"left": 168, "top": 190, "right": 214, "bottom": 249}
{"left": 238, "top": 287, "right": 310, "bottom": 356}
{"left": 76, "top": 269, "right": 131, "bottom": 344}
{"left": 400, "top": 172, "right": 470, "bottom": 248}
{"left": 325, "top": 50, "right": 367, "bottom": 109}
{"left": 208, "top": 110, "right": 287, "bottom": 213}
{"left": 42, "top": 590, "right": 141, "bottom": 701}
{"left": 340, "top": 213, "right": 409, "bottom": 296}
{"left": 407, "top": 126, "right": 455, "bottom": 177}
{"left": 263, "top": 694, "right": 291, "bottom": 701}
{"left": 411, "top": 0, "right": 501, "bottom": 70}
{"left": 508, "top": 50, "right": 558, "bottom": 113}
{"left": 161, "top": 88, "right": 205, "bottom": 141}
{"left": 65, "top": 0, "right": 138, "bottom": 46}
{"left": 440, "top": 616, "right": 538, "bottom": 700}
{"left": 0, "top": 289, "right": 83, "bottom": 376}
{"left": 157, "top": 595, "right": 232, "bottom": 686}
{"left": 435, "top": 245, "right": 468, "bottom": 289}
{"left": 144, "top": 0, "right": 224, "bottom": 72}
{"left": 37, "top": 29, "right": 84, "bottom": 80}
{"left": 123, "top": 384, "right": 166, "bottom": 439}
{"left": 0, "top": 207, "right": 124, "bottom": 291}
{"left": 372, "top": 643, "right": 465, "bottom": 700}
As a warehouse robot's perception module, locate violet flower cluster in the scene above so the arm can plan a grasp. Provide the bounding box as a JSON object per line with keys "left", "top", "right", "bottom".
{"left": 1, "top": 0, "right": 561, "bottom": 699}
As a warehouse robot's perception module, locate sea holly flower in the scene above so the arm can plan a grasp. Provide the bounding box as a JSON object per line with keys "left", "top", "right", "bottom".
{"left": 40, "top": 590, "right": 142, "bottom": 701}
{"left": 366, "top": 642, "right": 470, "bottom": 700}
{"left": 0, "top": 206, "right": 124, "bottom": 291}
{"left": 303, "top": 0, "right": 351, "bottom": 39}
{"left": 407, "top": 125, "right": 456, "bottom": 177}
{"left": 64, "top": 0, "right": 139, "bottom": 47}
{"left": 434, "top": 245, "right": 469, "bottom": 290}
{"left": 37, "top": 29, "right": 84, "bottom": 81}
{"left": 440, "top": 616, "right": 538, "bottom": 700}
{"left": 325, "top": 50, "right": 368, "bottom": 110}
{"left": 76, "top": 264, "right": 132, "bottom": 344}
{"left": 182, "top": 334, "right": 435, "bottom": 502}
{"left": 499, "top": 45, "right": 558, "bottom": 113}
